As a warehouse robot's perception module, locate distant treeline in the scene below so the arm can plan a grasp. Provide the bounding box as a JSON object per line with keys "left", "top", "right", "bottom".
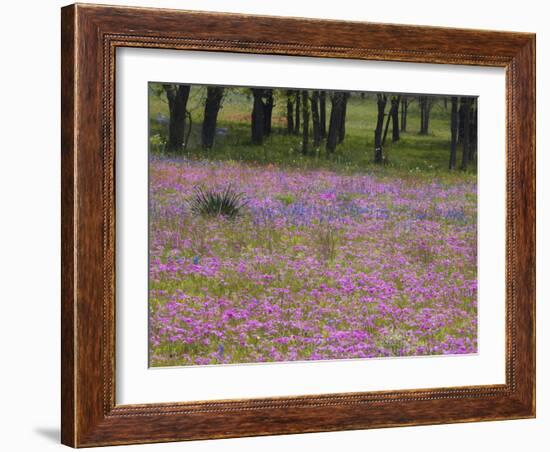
{"left": 155, "top": 84, "right": 477, "bottom": 171}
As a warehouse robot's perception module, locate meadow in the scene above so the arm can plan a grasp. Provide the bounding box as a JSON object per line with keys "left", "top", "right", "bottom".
{"left": 148, "top": 86, "right": 478, "bottom": 366}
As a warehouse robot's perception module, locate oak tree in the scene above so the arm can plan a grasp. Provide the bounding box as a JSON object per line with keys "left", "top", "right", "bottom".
{"left": 163, "top": 84, "right": 191, "bottom": 151}
{"left": 201, "top": 86, "right": 224, "bottom": 149}
{"left": 374, "top": 94, "right": 388, "bottom": 164}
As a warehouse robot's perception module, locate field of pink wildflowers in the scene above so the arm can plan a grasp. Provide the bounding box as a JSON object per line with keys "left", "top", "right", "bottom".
{"left": 149, "top": 157, "right": 477, "bottom": 366}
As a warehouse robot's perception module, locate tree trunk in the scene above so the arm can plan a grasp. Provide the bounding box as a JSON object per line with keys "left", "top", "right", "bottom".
{"left": 382, "top": 100, "right": 393, "bottom": 146}
{"left": 419, "top": 95, "right": 432, "bottom": 135}
{"left": 391, "top": 96, "right": 400, "bottom": 142}
{"left": 449, "top": 96, "right": 459, "bottom": 170}
{"left": 326, "top": 92, "right": 345, "bottom": 154}
{"left": 419, "top": 96, "right": 426, "bottom": 134}
{"left": 201, "top": 86, "right": 224, "bottom": 149}
{"left": 184, "top": 111, "right": 193, "bottom": 152}
{"left": 286, "top": 90, "right": 294, "bottom": 134}
{"left": 163, "top": 84, "right": 190, "bottom": 151}
{"left": 400, "top": 97, "right": 408, "bottom": 132}
{"left": 374, "top": 94, "right": 387, "bottom": 164}
{"left": 302, "top": 91, "right": 310, "bottom": 155}
{"left": 319, "top": 91, "right": 327, "bottom": 138}
{"left": 263, "top": 89, "right": 273, "bottom": 137}
{"left": 424, "top": 98, "right": 432, "bottom": 134}
{"left": 458, "top": 102, "right": 465, "bottom": 144}
{"left": 337, "top": 92, "right": 349, "bottom": 144}
{"left": 311, "top": 91, "right": 321, "bottom": 147}
{"left": 468, "top": 101, "right": 478, "bottom": 162}
{"left": 460, "top": 98, "right": 472, "bottom": 170}
{"left": 251, "top": 88, "right": 265, "bottom": 145}
{"left": 294, "top": 91, "right": 301, "bottom": 134}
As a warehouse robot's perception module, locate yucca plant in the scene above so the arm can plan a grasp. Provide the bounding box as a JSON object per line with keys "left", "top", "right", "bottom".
{"left": 188, "top": 185, "right": 247, "bottom": 219}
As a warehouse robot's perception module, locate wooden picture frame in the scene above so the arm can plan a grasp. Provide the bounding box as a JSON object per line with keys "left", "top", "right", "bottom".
{"left": 61, "top": 3, "right": 535, "bottom": 447}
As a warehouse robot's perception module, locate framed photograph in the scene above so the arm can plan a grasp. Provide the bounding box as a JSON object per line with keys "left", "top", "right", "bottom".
{"left": 61, "top": 3, "right": 535, "bottom": 447}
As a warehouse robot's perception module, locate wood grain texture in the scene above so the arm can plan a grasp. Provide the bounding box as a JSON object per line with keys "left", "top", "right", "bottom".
{"left": 61, "top": 3, "right": 536, "bottom": 447}
{"left": 61, "top": 5, "right": 76, "bottom": 447}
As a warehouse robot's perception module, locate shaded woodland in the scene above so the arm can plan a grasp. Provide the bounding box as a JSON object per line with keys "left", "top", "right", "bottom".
{"left": 150, "top": 84, "right": 478, "bottom": 173}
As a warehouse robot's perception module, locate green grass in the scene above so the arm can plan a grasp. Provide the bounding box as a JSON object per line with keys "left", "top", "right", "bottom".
{"left": 148, "top": 85, "right": 475, "bottom": 182}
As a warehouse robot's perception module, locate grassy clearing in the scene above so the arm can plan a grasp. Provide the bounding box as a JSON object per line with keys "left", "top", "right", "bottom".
{"left": 148, "top": 86, "right": 475, "bottom": 180}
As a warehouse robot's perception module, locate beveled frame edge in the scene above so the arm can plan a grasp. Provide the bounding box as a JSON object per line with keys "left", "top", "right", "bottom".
{"left": 61, "top": 3, "right": 535, "bottom": 447}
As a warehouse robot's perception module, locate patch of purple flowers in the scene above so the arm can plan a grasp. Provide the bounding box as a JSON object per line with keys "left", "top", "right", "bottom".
{"left": 149, "top": 158, "right": 478, "bottom": 366}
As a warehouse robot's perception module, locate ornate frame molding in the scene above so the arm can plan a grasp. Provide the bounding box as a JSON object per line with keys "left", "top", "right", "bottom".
{"left": 62, "top": 4, "right": 535, "bottom": 447}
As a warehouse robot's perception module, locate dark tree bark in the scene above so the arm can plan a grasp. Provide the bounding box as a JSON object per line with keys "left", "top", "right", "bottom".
{"left": 400, "top": 96, "right": 409, "bottom": 132}
{"left": 449, "top": 96, "right": 459, "bottom": 170}
{"left": 286, "top": 90, "right": 294, "bottom": 134}
{"left": 419, "top": 96, "right": 426, "bottom": 134}
{"left": 263, "top": 89, "right": 274, "bottom": 137}
{"left": 294, "top": 91, "right": 301, "bottom": 134}
{"left": 251, "top": 88, "right": 265, "bottom": 145}
{"left": 319, "top": 91, "right": 327, "bottom": 138}
{"left": 337, "top": 92, "right": 349, "bottom": 144}
{"left": 184, "top": 111, "right": 193, "bottom": 152}
{"left": 419, "top": 95, "right": 433, "bottom": 135}
{"left": 458, "top": 101, "right": 465, "bottom": 144}
{"left": 468, "top": 100, "right": 478, "bottom": 162}
{"left": 302, "top": 90, "right": 310, "bottom": 155}
{"left": 391, "top": 95, "right": 401, "bottom": 142}
{"left": 311, "top": 91, "right": 321, "bottom": 148}
{"left": 201, "top": 86, "right": 224, "bottom": 149}
{"left": 382, "top": 99, "right": 393, "bottom": 146}
{"left": 374, "top": 94, "right": 387, "bottom": 164}
{"left": 163, "top": 84, "right": 190, "bottom": 151}
{"left": 326, "top": 91, "right": 345, "bottom": 154}
{"left": 425, "top": 98, "right": 433, "bottom": 134}
{"left": 460, "top": 97, "right": 472, "bottom": 170}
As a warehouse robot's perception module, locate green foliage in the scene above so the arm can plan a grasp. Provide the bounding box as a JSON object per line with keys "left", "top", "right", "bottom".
{"left": 275, "top": 194, "right": 295, "bottom": 205}
{"left": 148, "top": 83, "right": 477, "bottom": 181}
{"left": 149, "top": 133, "right": 166, "bottom": 153}
{"left": 189, "top": 185, "right": 247, "bottom": 219}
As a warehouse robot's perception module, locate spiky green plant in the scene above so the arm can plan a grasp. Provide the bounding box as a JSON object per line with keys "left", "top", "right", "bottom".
{"left": 189, "top": 185, "right": 247, "bottom": 219}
